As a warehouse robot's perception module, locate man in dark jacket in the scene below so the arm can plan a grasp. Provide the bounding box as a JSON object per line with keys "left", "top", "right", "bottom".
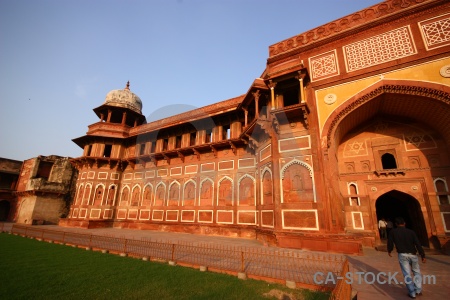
{"left": 388, "top": 217, "right": 426, "bottom": 299}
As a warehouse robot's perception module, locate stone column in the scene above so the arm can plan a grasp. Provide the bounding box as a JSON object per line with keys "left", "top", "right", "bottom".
{"left": 106, "top": 110, "right": 112, "bottom": 122}
{"left": 268, "top": 81, "right": 277, "bottom": 110}
{"left": 243, "top": 108, "right": 248, "bottom": 127}
{"left": 297, "top": 72, "right": 306, "bottom": 104}
{"left": 252, "top": 90, "right": 260, "bottom": 118}
{"left": 121, "top": 111, "right": 127, "bottom": 125}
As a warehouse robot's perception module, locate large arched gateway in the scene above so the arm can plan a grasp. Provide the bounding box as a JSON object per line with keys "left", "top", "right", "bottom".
{"left": 376, "top": 191, "right": 428, "bottom": 247}
{"left": 322, "top": 80, "right": 450, "bottom": 249}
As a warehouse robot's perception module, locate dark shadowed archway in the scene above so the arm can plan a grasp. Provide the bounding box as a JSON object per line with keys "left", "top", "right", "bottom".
{"left": 0, "top": 200, "right": 10, "bottom": 221}
{"left": 376, "top": 190, "right": 428, "bottom": 247}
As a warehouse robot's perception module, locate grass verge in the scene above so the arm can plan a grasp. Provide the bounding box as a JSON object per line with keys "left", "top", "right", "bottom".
{"left": 0, "top": 233, "right": 330, "bottom": 300}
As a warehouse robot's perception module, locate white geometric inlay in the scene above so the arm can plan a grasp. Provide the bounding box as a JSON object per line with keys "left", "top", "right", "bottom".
{"left": 344, "top": 26, "right": 416, "bottom": 72}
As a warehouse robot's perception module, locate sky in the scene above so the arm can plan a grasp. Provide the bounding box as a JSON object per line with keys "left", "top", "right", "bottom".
{"left": 0, "top": 0, "right": 381, "bottom": 161}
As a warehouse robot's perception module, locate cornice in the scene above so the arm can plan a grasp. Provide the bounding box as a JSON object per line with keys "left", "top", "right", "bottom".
{"left": 267, "top": 0, "right": 443, "bottom": 63}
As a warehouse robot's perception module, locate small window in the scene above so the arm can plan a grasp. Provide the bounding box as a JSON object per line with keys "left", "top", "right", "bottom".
{"left": 435, "top": 179, "right": 450, "bottom": 205}
{"left": 223, "top": 125, "right": 230, "bottom": 140}
{"left": 139, "top": 143, "right": 145, "bottom": 156}
{"left": 86, "top": 145, "right": 92, "bottom": 156}
{"left": 381, "top": 153, "right": 397, "bottom": 169}
{"left": 190, "top": 132, "right": 196, "bottom": 146}
{"left": 150, "top": 141, "right": 156, "bottom": 153}
{"left": 206, "top": 129, "right": 212, "bottom": 143}
{"left": 348, "top": 183, "right": 360, "bottom": 206}
{"left": 103, "top": 145, "right": 112, "bottom": 158}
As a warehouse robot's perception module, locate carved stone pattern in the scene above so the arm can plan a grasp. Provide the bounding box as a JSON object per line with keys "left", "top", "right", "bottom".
{"left": 268, "top": 0, "right": 430, "bottom": 57}
{"left": 440, "top": 65, "right": 450, "bottom": 78}
{"left": 343, "top": 26, "right": 416, "bottom": 72}
{"left": 310, "top": 52, "right": 338, "bottom": 81}
{"left": 420, "top": 15, "right": 450, "bottom": 49}
{"left": 326, "top": 85, "right": 450, "bottom": 148}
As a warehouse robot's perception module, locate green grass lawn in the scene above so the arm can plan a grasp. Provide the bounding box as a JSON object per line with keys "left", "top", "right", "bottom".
{"left": 0, "top": 233, "right": 329, "bottom": 300}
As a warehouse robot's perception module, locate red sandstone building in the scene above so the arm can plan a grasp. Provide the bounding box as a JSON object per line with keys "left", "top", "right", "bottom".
{"left": 61, "top": 0, "right": 450, "bottom": 254}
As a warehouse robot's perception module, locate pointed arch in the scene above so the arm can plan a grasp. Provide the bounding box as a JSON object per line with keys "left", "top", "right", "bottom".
{"left": 199, "top": 178, "right": 214, "bottom": 206}
{"left": 131, "top": 184, "right": 142, "bottom": 206}
{"left": 75, "top": 184, "right": 84, "bottom": 205}
{"left": 168, "top": 180, "right": 181, "bottom": 206}
{"left": 154, "top": 182, "right": 166, "bottom": 206}
{"left": 261, "top": 167, "right": 273, "bottom": 205}
{"left": 347, "top": 182, "right": 360, "bottom": 206}
{"left": 434, "top": 178, "right": 450, "bottom": 205}
{"left": 183, "top": 179, "right": 197, "bottom": 206}
{"left": 104, "top": 184, "right": 117, "bottom": 206}
{"left": 82, "top": 183, "right": 92, "bottom": 205}
{"left": 280, "top": 159, "right": 316, "bottom": 203}
{"left": 142, "top": 183, "right": 153, "bottom": 206}
{"left": 119, "top": 185, "right": 130, "bottom": 206}
{"left": 217, "top": 176, "right": 234, "bottom": 206}
{"left": 322, "top": 80, "right": 450, "bottom": 150}
{"left": 238, "top": 174, "right": 256, "bottom": 206}
{"left": 93, "top": 183, "right": 105, "bottom": 206}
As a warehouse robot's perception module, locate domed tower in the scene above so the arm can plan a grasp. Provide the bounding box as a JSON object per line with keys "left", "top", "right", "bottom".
{"left": 64, "top": 82, "right": 146, "bottom": 226}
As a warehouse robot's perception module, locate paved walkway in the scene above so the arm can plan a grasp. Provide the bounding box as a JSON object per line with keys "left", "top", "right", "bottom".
{"left": 3, "top": 223, "right": 450, "bottom": 299}
{"left": 348, "top": 247, "right": 450, "bottom": 299}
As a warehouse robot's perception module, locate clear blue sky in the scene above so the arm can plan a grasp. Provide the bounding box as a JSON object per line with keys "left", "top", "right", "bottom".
{"left": 0, "top": 0, "right": 381, "bottom": 161}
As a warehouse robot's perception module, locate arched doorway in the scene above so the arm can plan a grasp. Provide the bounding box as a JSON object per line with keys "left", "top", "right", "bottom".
{"left": 376, "top": 190, "right": 428, "bottom": 247}
{"left": 0, "top": 200, "right": 10, "bottom": 221}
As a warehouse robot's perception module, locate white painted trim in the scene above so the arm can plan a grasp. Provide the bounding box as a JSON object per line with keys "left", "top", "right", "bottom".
{"left": 165, "top": 210, "right": 179, "bottom": 222}
{"left": 281, "top": 209, "right": 319, "bottom": 230}
{"left": 260, "top": 210, "right": 274, "bottom": 228}
{"left": 181, "top": 210, "right": 196, "bottom": 222}
{"left": 182, "top": 179, "right": 197, "bottom": 206}
{"left": 216, "top": 210, "right": 234, "bottom": 224}
{"left": 217, "top": 176, "right": 234, "bottom": 206}
{"left": 237, "top": 210, "right": 257, "bottom": 225}
{"left": 199, "top": 178, "right": 214, "bottom": 206}
{"left": 152, "top": 210, "right": 164, "bottom": 221}
{"left": 279, "top": 159, "right": 316, "bottom": 203}
{"left": 198, "top": 210, "right": 214, "bottom": 223}
{"left": 260, "top": 167, "right": 273, "bottom": 205}
{"left": 351, "top": 211, "right": 364, "bottom": 230}
{"left": 278, "top": 135, "right": 311, "bottom": 153}
{"left": 441, "top": 212, "right": 450, "bottom": 232}
{"left": 237, "top": 174, "right": 256, "bottom": 206}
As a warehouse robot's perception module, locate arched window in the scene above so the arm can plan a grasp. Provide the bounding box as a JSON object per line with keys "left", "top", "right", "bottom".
{"left": 348, "top": 183, "right": 360, "bottom": 206}
{"left": 435, "top": 179, "right": 450, "bottom": 205}
{"left": 93, "top": 185, "right": 104, "bottom": 206}
{"left": 105, "top": 185, "right": 116, "bottom": 206}
{"left": 131, "top": 186, "right": 141, "bottom": 206}
{"left": 381, "top": 153, "right": 397, "bottom": 169}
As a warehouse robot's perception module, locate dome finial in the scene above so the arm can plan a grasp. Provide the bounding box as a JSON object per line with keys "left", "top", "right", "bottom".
{"left": 125, "top": 81, "right": 130, "bottom": 90}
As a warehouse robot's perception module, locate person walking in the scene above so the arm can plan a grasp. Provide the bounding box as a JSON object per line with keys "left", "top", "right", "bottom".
{"left": 378, "top": 218, "right": 387, "bottom": 239}
{"left": 388, "top": 217, "right": 426, "bottom": 299}
{"left": 386, "top": 218, "right": 394, "bottom": 237}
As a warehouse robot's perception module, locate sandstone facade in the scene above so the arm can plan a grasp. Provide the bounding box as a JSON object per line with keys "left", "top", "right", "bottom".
{"left": 62, "top": 0, "right": 450, "bottom": 254}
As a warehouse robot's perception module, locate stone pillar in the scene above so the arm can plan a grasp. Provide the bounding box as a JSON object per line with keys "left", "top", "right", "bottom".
{"left": 268, "top": 81, "right": 277, "bottom": 110}
{"left": 297, "top": 72, "right": 306, "bottom": 104}
{"left": 253, "top": 90, "right": 260, "bottom": 118}
{"left": 121, "top": 112, "right": 127, "bottom": 125}
{"left": 107, "top": 110, "right": 112, "bottom": 122}
{"left": 243, "top": 108, "right": 248, "bottom": 127}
